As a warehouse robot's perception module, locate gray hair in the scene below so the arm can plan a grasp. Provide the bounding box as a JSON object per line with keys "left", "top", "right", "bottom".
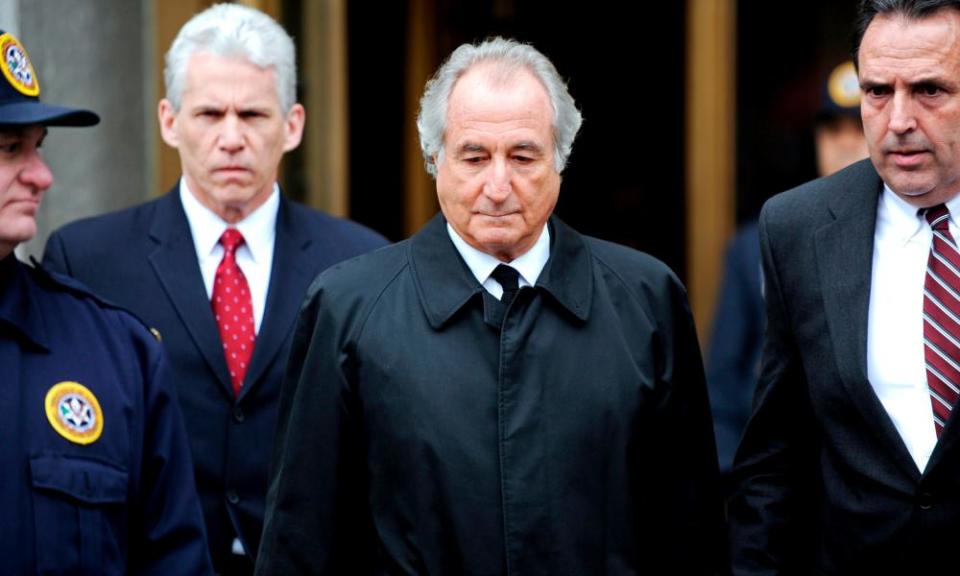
{"left": 164, "top": 3, "right": 297, "bottom": 113}
{"left": 853, "top": 0, "right": 960, "bottom": 65}
{"left": 416, "top": 37, "right": 583, "bottom": 178}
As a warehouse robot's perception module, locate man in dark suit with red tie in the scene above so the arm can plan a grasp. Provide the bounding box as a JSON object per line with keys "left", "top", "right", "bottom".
{"left": 42, "top": 5, "right": 386, "bottom": 574}
{"left": 730, "top": 0, "right": 960, "bottom": 573}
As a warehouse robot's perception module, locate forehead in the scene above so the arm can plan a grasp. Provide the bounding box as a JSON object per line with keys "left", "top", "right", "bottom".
{"left": 859, "top": 10, "right": 960, "bottom": 75}
{"left": 182, "top": 51, "right": 280, "bottom": 104}
{"left": 446, "top": 65, "right": 553, "bottom": 134}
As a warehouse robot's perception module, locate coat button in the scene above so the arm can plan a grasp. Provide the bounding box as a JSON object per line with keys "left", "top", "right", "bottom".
{"left": 233, "top": 406, "right": 245, "bottom": 423}
{"left": 918, "top": 492, "right": 934, "bottom": 510}
{"left": 227, "top": 490, "right": 240, "bottom": 504}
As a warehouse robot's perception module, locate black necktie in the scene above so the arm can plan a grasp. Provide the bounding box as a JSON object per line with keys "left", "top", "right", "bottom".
{"left": 490, "top": 264, "right": 520, "bottom": 306}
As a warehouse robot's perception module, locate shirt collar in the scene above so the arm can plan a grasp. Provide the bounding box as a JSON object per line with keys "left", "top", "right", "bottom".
{"left": 179, "top": 177, "right": 279, "bottom": 263}
{"left": 410, "top": 213, "right": 591, "bottom": 329}
{"left": 445, "top": 222, "right": 550, "bottom": 288}
{"left": 880, "top": 183, "right": 960, "bottom": 243}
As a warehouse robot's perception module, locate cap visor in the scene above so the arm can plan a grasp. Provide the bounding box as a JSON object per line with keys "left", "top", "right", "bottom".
{"left": 0, "top": 101, "right": 99, "bottom": 127}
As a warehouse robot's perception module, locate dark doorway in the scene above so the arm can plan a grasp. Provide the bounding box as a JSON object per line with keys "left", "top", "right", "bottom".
{"left": 345, "top": 2, "right": 689, "bottom": 279}
{"left": 736, "top": 1, "right": 860, "bottom": 223}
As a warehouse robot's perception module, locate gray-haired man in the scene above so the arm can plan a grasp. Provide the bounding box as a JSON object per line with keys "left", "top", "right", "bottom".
{"left": 42, "top": 4, "right": 386, "bottom": 573}
{"left": 257, "top": 37, "right": 723, "bottom": 575}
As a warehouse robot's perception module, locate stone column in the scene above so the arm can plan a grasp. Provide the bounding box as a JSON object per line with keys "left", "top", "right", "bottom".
{"left": 14, "top": 0, "right": 150, "bottom": 260}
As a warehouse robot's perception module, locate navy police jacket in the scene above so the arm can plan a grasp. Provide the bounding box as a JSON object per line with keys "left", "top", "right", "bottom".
{"left": 0, "top": 255, "right": 212, "bottom": 575}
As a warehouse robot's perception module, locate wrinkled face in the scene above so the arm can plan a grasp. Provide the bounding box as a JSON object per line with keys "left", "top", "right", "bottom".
{"left": 859, "top": 9, "right": 960, "bottom": 207}
{"left": 0, "top": 125, "right": 52, "bottom": 259}
{"left": 159, "top": 52, "right": 304, "bottom": 223}
{"left": 435, "top": 65, "right": 561, "bottom": 262}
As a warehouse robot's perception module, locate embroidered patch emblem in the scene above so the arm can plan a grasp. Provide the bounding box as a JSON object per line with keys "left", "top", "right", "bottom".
{"left": 45, "top": 381, "right": 103, "bottom": 445}
{"left": 0, "top": 32, "right": 39, "bottom": 97}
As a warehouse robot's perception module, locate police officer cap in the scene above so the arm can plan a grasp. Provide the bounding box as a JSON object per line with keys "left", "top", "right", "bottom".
{"left": 0, "top": 30, "right": 98, "bottom": 127}
{"left": 815, "top": 60, "right": 860, "bottom": 124}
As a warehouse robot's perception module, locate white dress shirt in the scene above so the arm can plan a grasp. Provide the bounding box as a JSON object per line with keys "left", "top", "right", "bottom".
{"left": 179, "top": 178, "right": 278, "bottom": 333}
{"left": 446, "top": 222, "right": 550, "bottom": 299}
{"left": 868, "top": 185, "right": 960, "bottom": 472}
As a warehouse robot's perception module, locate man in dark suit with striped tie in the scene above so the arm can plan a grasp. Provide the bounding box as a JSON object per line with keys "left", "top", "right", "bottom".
{"left": 730, "top": 1, "right": 960, "bottom": 573}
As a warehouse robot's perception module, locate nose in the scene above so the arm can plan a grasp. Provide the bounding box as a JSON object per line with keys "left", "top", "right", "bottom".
{"left": 219, "top": 114, "right": 245, "bottom": 152}
{"left": 20, "top": 149, "right": 53, "bottom": 192}
{"left": 888, "top": 91, "right": 917, "bottom": 134}
{"left": 483, "top": 157, "right": 512, "bottom": 201}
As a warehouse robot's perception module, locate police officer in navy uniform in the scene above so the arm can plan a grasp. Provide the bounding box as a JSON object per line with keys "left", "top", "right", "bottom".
{"left": 0, "top": 30, "right": 213, "bottom": 574}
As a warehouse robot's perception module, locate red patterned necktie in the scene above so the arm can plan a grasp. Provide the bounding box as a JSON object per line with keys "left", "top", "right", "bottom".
{"left": 923, "top": 204, "right": 960, "bottom": 437}
{"left": 212, "top": 228, "right": 256, "bottom": 395}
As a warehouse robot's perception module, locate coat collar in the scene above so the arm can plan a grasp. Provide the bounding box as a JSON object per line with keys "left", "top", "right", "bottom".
{"left": 409, "top": 213, "right": 593, "bottom": 330}
{"left": 0, "top": 255, "right": 48, "bottom": 350}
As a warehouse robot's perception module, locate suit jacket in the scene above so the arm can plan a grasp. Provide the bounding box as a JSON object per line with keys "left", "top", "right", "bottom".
{"left": 43, "top": 186, "right": 387, "bottom": 572}
{"left": 728, "top": 159, "right": 960, "bottom": 574}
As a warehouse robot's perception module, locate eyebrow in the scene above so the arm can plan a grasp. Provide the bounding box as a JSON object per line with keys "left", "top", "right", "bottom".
{"left": 861, "top": 75, "right": 953, "bottom": 89}
{"left": 455, "top": 142, "right": 486, "bottom": 155}
{"left": 513, "top": 141, "right": 545, "bottom": 154}
{"left": 0, "top": 126, "right": 47, "bottom": 140}
{"left": 454, "top": 141, "right": 546, "bottom": 155}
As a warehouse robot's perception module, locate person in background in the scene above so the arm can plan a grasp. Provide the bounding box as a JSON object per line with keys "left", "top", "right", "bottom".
{"left": 0, "top": 29, "right": 211, "bottom": 574}
{"left": 707, "top": 59, "right": 867, "bottom": 477}
{"left": 42, "top": 5, "right": 386, "bottom": 573}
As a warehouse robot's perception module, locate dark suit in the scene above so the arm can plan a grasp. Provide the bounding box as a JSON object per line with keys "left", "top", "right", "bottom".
{"left": 43, "top": 186, "right": 387, "bottom": 574}
{"left": 729, "top": 158, "right": 960, "bottom": 574}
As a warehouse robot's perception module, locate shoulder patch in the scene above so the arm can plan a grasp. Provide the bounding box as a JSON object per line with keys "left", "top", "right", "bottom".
{"left": 45, "top": 381, "right": 103, "bottom": 445}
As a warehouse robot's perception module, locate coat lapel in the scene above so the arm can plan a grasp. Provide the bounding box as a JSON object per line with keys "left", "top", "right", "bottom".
{"left": 239, "top": 197, "right": 318, "bottom": 399}
{"left": 814, "top": 166, "right": 920, "bottom": 479}
{"left": 148, "top": 189, "right": 234, "bottom": 396}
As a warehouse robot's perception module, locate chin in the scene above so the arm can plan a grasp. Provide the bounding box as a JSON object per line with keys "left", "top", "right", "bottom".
{"left": 890, "top": 183, "right": 932, "bottom": 198}
{"left": 476, "top": 229, "right": 518, "bottom": 247}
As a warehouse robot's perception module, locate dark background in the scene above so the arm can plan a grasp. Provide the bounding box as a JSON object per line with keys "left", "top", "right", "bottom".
{"left": 286, "top": 0, "right": 860, "bottom": 283}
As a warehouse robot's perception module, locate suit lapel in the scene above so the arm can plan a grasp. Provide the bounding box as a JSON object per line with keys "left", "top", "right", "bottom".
{"left": 239, "top": 198, "right": 316, "bottom": 400}
{"left": 148, "top": 189, "right": 234, "bottom": 396}
{"left": 814, "top": 169, "right": 920, "bottom": 479}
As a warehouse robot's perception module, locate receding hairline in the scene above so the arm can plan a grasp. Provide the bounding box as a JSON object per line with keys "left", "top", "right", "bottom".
{"left": 447, "top": 62, "right": 556, "bottom": 115}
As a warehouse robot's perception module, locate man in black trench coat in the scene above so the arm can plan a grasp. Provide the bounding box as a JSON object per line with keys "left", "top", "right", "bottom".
{"left": 256, "top": 37, "right": 724, "bottom": 575}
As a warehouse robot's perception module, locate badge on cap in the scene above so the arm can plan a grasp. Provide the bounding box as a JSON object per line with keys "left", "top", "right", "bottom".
{"left": 827, "top": 60, "right": 860, "bottom": 109}
{"left": 45, "top": 381, "right": 103, "bottom": 445}
{"left": 0, "top": 32, "right": 39, "bottom": 97}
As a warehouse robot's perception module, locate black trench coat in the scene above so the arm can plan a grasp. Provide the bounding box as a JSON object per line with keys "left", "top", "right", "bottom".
{"left": 257, "top": 214, "right": 724, "bottom": 575}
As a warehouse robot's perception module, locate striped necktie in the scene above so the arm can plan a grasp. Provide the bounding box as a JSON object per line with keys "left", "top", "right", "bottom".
{"left": 923, "top": 204, "right": 960, "bottom": 437}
